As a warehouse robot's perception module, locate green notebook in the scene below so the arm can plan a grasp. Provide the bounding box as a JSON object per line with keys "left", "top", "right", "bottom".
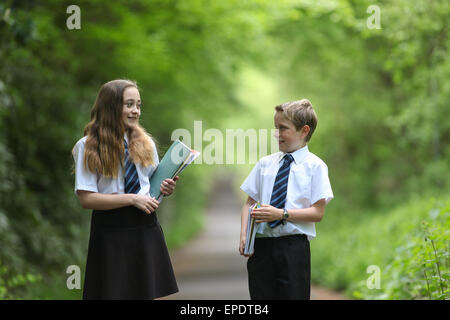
{"left": 150, "top": 139, "right": 198, "bottom": 200}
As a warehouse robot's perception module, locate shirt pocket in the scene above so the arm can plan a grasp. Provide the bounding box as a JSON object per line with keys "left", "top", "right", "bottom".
{"left": 290, "top": 168, "right": 312, "bottom": 202}
{"left": 261, "top": 166, "right": 278, "bottom": 203}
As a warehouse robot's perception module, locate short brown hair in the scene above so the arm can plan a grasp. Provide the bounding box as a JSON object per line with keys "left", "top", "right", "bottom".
{"left": 275, "top": 99, "right": 317, "bottom": 142}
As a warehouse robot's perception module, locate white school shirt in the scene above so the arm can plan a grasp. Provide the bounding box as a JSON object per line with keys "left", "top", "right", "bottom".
{"left": 72, "top": 134, "right": 159, "bottom": 196}
{"left": 240, "top": 145, "right": 333, "bottom": 240}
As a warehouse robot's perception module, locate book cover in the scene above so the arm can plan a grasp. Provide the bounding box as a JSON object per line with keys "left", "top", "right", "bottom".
{"left": 150, "top": 139, "right": 199, "bottom": 200}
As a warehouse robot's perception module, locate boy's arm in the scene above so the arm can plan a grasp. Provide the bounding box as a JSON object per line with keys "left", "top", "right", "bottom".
{"left": 239, "top": 196, "right": 256, "bottom": 257}
{"left": 252, "top": 198, "right": 326, "bottom": 223}
{"left": 284, "top": 198, "right": 326, "bottom": 223}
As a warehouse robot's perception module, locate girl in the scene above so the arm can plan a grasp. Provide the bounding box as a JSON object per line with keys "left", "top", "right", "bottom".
{"left": 72, "top": 79, "right": 179, "bottom": 299}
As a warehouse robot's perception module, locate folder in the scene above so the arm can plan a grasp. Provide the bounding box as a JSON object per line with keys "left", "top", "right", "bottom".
{"left": 150, "top": 139, "right": 200, "bottom": 201}
{"left": 244, "top": 202, "right": 261, "bottom": 255}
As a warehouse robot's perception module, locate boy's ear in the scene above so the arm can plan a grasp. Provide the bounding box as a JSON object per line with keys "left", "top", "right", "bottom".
{"left": 300, "top": 125, "right": 310, "bottom": 137}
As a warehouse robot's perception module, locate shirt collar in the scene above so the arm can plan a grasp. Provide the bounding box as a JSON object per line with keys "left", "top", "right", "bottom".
{"left": 279, "top": 145, "right": 309, "bottom": 165}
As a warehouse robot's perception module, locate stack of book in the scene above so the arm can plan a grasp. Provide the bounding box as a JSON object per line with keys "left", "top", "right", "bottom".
{"left": 244, "top": 202, "right": 261, "bottom": 255}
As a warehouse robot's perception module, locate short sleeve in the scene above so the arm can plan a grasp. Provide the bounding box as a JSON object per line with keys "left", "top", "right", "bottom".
{"left": 240, "top": 161, "right": 261, "bottom": 202}
{"left": 152, "top": 140, "right": 159, "bottom": 166}
{"left": 310, "top": 162, "right": 334, "bottom": 205}
{"left": 72, "top": 138, "right": 98, "bottom": 195}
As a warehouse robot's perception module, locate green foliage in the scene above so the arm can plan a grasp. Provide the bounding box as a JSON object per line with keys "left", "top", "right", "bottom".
{"left": 1, "top": 0, "right": 448, "bottom": 299}
{"left": 311, "top": 197, "right": 449, "bottom": 300}
{"left": 0, "top": 259, "right": 42, "bottom": 299}
{"left": 355, "top": 199, "right": 449, "bottom": 300}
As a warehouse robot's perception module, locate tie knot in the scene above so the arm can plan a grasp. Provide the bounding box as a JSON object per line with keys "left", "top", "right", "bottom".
{"left": 284, "top": 153, "right": 294, "bottom": 164}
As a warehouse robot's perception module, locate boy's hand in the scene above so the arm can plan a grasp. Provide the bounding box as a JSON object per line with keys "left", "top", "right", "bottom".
{"left": 160, "top": 176, "right": 179, "bottom": 196}
{"left": 239, "top": 235, "right": 253, "bottom": 258}
{"left": 251, "top": 204, "right": 283, "bottom": 223}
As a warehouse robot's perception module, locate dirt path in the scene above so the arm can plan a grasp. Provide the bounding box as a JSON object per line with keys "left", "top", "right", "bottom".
{"left": 164, "top": 175, "right": 347, "bottom": 300}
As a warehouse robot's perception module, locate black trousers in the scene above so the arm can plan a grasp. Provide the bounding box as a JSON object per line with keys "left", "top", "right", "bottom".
{"left": 247, "top": 234, "right": 310, "bottom": 300}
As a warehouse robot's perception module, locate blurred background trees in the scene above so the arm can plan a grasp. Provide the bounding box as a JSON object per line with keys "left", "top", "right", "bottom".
{"left": 0, "top": 0, "right": 448, "bottom": 299}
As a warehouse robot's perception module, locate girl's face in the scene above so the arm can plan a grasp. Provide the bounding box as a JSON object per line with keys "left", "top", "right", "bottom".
{"left": 122, "top": 86, "right": 141, "bottom": 128}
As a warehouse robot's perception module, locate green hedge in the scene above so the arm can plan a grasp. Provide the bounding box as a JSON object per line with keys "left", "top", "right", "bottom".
{"left": 311, "top": 197, "right": 449, "bottom": 300}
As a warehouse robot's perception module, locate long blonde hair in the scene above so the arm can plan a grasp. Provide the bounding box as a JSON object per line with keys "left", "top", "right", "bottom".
{"left": 76, "top": 79, "right": 156, "bottom": 178}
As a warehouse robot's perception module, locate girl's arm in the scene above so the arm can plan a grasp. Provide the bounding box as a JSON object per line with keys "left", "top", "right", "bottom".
{"left": 76, "top": 190, "right": 159, "bottom": 214}
{"left": 239, "top": 196, "right": 257, "bottom": 257}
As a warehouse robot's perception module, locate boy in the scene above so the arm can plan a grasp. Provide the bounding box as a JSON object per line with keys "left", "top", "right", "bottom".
{"left": 239, "top": 99, "right": 333, "bottom": 300}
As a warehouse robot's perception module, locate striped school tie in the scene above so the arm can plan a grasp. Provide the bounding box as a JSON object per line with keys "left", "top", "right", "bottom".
{"left": 268, "top": 153, "right": 294, "bottom": 228}
{"left": 124, "top": 139, "right": 140, "bottom": 194}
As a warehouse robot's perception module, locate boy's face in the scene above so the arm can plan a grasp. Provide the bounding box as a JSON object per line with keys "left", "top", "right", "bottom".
{"left": 274, "top": 111, "right": 308, "bottom": 153}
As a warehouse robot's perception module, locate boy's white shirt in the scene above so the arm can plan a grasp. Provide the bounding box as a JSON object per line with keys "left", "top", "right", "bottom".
{"left": 240, "top": 145, "right": 333, "bottom": 240}
{"left": 72, "top": 134, "right": 159, "bottom": 196}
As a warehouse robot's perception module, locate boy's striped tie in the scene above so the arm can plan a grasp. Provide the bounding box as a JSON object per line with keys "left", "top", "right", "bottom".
{"left": 268, "top": 153, "right": 294, "bottom": 228}
{"left": 124, "top": 139, "right": 140, "bottom": 194}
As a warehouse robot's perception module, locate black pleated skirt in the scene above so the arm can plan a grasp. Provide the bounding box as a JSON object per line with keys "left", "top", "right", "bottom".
{"left": 82, "top": 205, "right": 178, "bottom": 300}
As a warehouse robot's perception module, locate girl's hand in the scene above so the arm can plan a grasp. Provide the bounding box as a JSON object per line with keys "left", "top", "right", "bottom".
{"left": 160, "top": 176, "right": 179, "bottom": 196}
{"left": 251, "top": 204, "right": 283, "bottom": 223}
{"left": 131, "top": 194, "right": 159, "bottom": 214}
